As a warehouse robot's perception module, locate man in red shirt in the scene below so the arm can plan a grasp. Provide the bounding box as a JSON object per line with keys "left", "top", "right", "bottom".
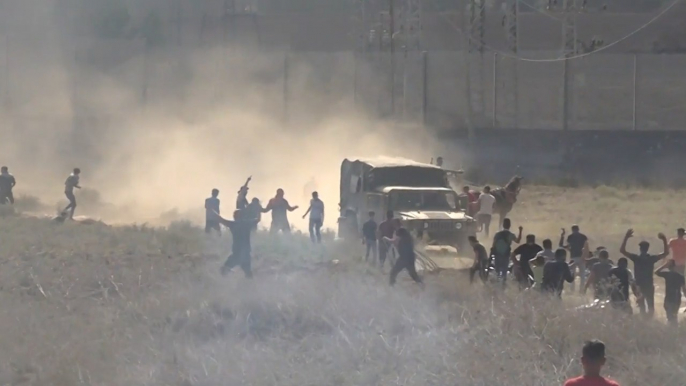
{"left": 564, "top": 340, "right": 620, "bottom": 386}
{"left": 668, "top": 228, "right": 686, "bottom": 276}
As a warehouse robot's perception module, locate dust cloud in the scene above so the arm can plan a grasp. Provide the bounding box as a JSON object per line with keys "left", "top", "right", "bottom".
{"left": 0, "top": 2, "right": 446, "bottom": 229}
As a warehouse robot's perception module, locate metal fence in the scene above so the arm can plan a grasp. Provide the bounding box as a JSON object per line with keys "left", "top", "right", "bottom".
{"left": 2, "top": 38, "right": 686, "bottom": 132}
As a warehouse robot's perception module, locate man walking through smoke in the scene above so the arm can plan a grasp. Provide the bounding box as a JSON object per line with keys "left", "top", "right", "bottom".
{"left": 264, "top": 188, "right": 298, "bottom": 234}
{"left": 62, "top": 168, "right": 81, "bottom": 219}
{"left": 205, "top": 188, "right": 222, "bottom": 236}
{"left": 302, "top": 191, "right": 324, "bottom": 243}
{"left": 0, "top": 166, "right": 16, "bottom": 205}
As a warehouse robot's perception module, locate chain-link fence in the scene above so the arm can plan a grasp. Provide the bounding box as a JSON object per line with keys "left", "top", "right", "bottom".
{"left": 2, "top": 35, "right": 686, "bottom": 132}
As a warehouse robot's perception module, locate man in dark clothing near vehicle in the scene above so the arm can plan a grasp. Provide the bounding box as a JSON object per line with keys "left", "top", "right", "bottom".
{"left": 511, "top": 234, "right": 543, "bottom": 288}
{"left": 560, "top": 225, "right": 589, "bottom": 292}
{"left": 362, "top": 211, "right": 378, "bottom": 263}
{"left": 607, "top": 257, "right": 642, "bottom": 314}
{"left": 655, "top": 259, "right": 686, "bottom": 327}
{"left": 205, "top": 189, "right": 222, "bottom": 235}
{"left": 0, "top": 166, "right": 16, "bottom": 205}
{"left": 619, "top": 229, "right": 669, "bottom": 318}
{"left": 219, "top": 210, "right": 259, "bottom": 278}
{"left": 377, "top": 210, "right": 397, "bottom": 268}
{"left": 541, "top": 248, "right": 574, "bottom": 298}
{"left": 584, "top": 250, "right": 614, "bottom": 300}
{"left": 385, "top": 227, "right": 423, "bottom": 288}
{"left": 264, "top": 188, "right": 298, "bottom": 234}
{"left": 491, "top": 218, "right": 523, "bottom": 286}
{"left": 469, "top": 236, "right": 490, "bottom": 284}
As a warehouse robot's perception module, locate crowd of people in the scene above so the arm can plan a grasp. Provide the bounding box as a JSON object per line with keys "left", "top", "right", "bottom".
{"left": 203, "top": 181, "right": 327, "bottom": 278}
{"left": 467, "top": 221, "right": 686, "bottom": 327}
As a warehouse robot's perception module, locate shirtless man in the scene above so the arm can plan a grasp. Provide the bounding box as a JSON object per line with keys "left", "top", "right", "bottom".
{"left": 62, "top": 168, "right": 81, "bottom": 219}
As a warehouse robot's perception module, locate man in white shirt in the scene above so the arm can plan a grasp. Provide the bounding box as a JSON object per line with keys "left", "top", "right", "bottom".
{"left": 477, "top": 185, "right": 496, "bottom": 236}
{"left": 303, "top": 191, "right": 325, "bottom": 244}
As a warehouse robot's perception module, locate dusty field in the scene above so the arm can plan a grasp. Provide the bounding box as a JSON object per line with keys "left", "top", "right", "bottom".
{"left": 0, "top": 184, "right": 685, "bottom": 386}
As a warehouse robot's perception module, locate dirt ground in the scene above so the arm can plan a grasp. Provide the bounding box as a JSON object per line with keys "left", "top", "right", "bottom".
{"left": 0, "top": 184, "right": 685, "bottom": 386}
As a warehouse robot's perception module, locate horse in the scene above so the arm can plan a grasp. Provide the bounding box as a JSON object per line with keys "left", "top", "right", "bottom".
{"left": 471, "top": 176, "right": 523, "bottom": 228}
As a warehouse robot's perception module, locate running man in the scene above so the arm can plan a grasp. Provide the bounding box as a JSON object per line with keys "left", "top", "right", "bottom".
{"left": 302, "top": 191, "right": 324, "bottom": 243}
{"left": 491, "top": 218, "right": 523, "bottom": 286}
{"left": 362, "top": 211, "right": 378, "bottom": 264}
{"left": 560, "top": 225, "right": 589, "bottom": 292}
{"left": 385, "top": 227, "right": 423, "bottom": 288}
{"left": 563, "top": 340, "right": 620, "bottom": 386}
{"left": 377, "top": 210, "right": 397, "bottom": 269}
{"left": 477, "top": 186, "right": 496, "bottom": 236}
{"left": 668, "top": 228, "right": 686, "bottom": 276}
{"left": 511, "top": 234, "right": 543, "bottom": 288}
{"left": 468, "top": 235, "right": 489, "bottom": 284}
{"left": 205, "top": 189, "right": 221, "bottom": 235}
{"left": 607, "top": 257, "right": 642, "bottom": 314}
{"left": 0, "top": 166, "right": 16, "bottom": 205}
{"left": 62, "top": 168, "right": 81, "bottom": 219}
{"left": 264, "top": 188, "right": 298, "bottom": 234}
{"left": 541, "top": 248, "right": 574, "bottom": 298}
{"left": 655, "top": 259, "right": 686, "bottom": 327}
{"left": 219, "top": 210, "right": 259, "bottom": 278}
{"left": 619, "top": 229, "right": 668, "bottom": 317}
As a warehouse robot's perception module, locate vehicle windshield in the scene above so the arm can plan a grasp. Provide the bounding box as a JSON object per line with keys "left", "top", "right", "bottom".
{"left": 389, "top": 190, "right": 458, "bottom": 211}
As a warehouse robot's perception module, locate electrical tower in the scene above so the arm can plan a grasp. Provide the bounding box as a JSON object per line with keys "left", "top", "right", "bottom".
{"left": 548, "top": 0, "right": 583, "bottom": 131}
{"left": 223, "top": 0, "right": 261, "bottom": 46}
{"left": 398, "top": 0, "right": 422, "bottom": 118}
{"left": 501, "top": 0, "right": 519, "bottom": 127}
{"left": 466, "top": 0, "right": 486, "bottom": 134}
{"left": 351, "top": 0, "right": 421, "bottom": 119}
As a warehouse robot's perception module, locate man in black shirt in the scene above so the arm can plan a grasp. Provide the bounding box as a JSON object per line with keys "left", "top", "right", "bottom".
{"left": 607, "top": 257, "right": 641, "bottom": 314}
{"left": 619, "top": 229, "right": 669, "bottom": 318}
{"left": 541, "top": 248, "right": 574, "bottom": 297}
{"left": 362, "top": 211, "right": 378, "bottom": 264}
{"left": 219, "top": 210, "right": 260, "bottom": 278}
{"left": 469, "top": 236, "right": 490, "bottom": 284}
{"left": 655, "top": 259, "right": 686, "bottom": 327}
{"left": 560, "top": 225, "right": 589, "bottom": 292}
{"left": 511, "top": 234, "right": 543, "bottom": 288}
{"left": 0, "top": 166, "right": 16, "bottom": 205}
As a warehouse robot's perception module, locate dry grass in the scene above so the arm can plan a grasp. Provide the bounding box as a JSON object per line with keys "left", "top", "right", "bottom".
{"left": 1, "top": 184, "right": 686, "bottom": 386}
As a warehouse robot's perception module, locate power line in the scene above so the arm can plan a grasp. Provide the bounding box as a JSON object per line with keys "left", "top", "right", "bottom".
{"left": 517, "top": 0, "right": 562, "bottom": 21}
{"left": 460, "top": 0, "right": 682, "bottom": 62}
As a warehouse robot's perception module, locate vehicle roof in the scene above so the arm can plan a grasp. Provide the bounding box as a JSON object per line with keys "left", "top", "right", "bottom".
{"left": 377, "top": 186, "right": 455, "bottom": 193}
{"left": 345, "top": 156, "right": 442, "bottom": 169}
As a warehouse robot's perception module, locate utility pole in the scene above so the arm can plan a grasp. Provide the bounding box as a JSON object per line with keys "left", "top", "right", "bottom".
{"left": 466, "top": 0, "right": 486, "bottom": 138}
{"left": 399, "top": 0, "right": 422, "bottom": 120}
{"left": 548, "top": 0, "right": 581, "bottom": 131}
{"left": 502, "top": 0, "right": 519, "bottom": 128}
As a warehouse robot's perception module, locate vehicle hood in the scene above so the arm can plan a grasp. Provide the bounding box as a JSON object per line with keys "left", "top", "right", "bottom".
{"left": 398, "top": 211, "right": 473, "bottom": 221}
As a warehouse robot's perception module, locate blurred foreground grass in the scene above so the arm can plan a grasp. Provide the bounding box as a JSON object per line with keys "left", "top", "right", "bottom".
{"left": 0, "top": 184, "right": 685, "bottom": 385}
